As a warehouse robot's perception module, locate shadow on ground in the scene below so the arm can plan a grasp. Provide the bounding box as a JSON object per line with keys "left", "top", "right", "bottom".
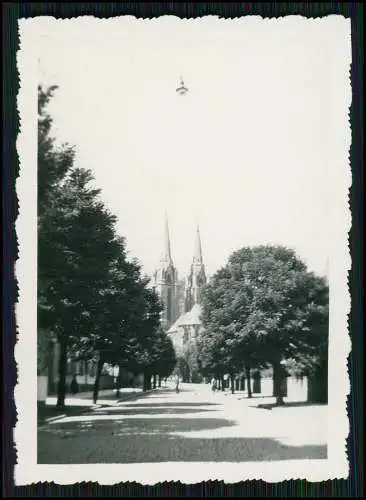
{"left": 38, "top": 389, "right": 174, "bottom": 422}
{"left": 93, "top": 407, "right": 216, "bottom": 416}
{"left": 236, "top": 394, "right": 276, "bottom": 400}
{"left": 38, "top": 414, "right": 327, "bottom": 464}
{"left": 123, "top": 402, "right": 220, "bottom": 408}
{"left": 38, "top": 405, "right": 90, "bottom": 424}
{"left": 41, "top": 416, "right": 236, "bottom": 433}
{"left": 257, "top": 401, "right": 328, "bottom": 410}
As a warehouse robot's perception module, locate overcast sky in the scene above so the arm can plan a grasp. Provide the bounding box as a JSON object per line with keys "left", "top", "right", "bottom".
{"left": 30, "top": 16, "right": 351, "bottom": 280}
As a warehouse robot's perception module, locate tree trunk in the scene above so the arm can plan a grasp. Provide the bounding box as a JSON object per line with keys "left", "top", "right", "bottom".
{"left": 245, "top": 366, "right": 252, "bottom": 398}
{"left": 143, "top": 370, "right": 151, "bottom": 391}
{"left": 273, "top": 361, "right": 286, "bottom": 406}
{"left": 56, "top": 337, "right": 68, "bottom": 408}
{"left": 115, "top": 363, "right": 123, "bottom": 398}
{"left": 240, "top": 376, "right": 245, "bottom": 391}
{"left": 153, "top": 374, "right": 157, "bottom": 389}
{"left": 230, "top": 374, "right": 235, "bottom": 394}
{"left": 47, "top": 339, "right": 55, "bottom": 395}
{"left": 93, "top": 356, "right": 104, "bottom": 405}
{"left": 158, "top": 375, "right": 162, "bottom": 388}
{"left": 253, "top": 370, "right": 261, "bottom": 394}
{"left": 308, "top": 359, "right": 328, "bottom": 404}
{"left": 220, "top": 375, "right": 225, "bottom": 392}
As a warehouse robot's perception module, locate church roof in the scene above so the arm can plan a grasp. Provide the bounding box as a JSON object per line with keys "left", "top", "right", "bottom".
{"left": 167, "top": 316, "right": 182, "bottom": 334}
{"left": 167, "top": 303, "right": 202, "bottom": 333}
{"left": 183, "top": 303, "right": 203, "bottom": 325}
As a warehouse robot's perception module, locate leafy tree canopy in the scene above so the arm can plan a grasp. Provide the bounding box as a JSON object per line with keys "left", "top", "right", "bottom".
{"left": 198, "top": 245, "right": 329, "bottom": 377}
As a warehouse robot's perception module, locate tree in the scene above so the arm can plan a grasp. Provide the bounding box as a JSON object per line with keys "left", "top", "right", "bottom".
{"left": 198, "top": 265, "right": 258, "bottom": 394}
{"left": 88, "top": 265, "right": 173, "bottom": 401}
{"left": 118, "top": 280, "right": 163, "bottom": 391}
{"left": 38, "top": 84, "right": 175, "bottom": 408}
{"left": 196, "top": 325, "right": 238, "bottom": 391}
{"left": 38, "top": 85, "right": 75, "bottom": 378}
{"left": 180, "top": 339, "right": 200, "bottom": 383}
{"left": 38, "top": 86, "right": 75, "bottom": 219}
{"left": 71, "top": 255, "right": 140, "bottom": 403}
{"left": 228, "top": 246, "right": 328, "bottom": 404}
{"left": 38, "top": 85, "right": 129, "bottom": 407}
{"left": 198, "top": 245, "right": 329, "bottom": 405}
{"left": 45, "top": 171, "right": 125, "bottom": 407}
{"left": 146, "top": 326, "right": 177, "bottom": 387}
{"left": 157, "top": 335, "right": 177, "bottom": 384}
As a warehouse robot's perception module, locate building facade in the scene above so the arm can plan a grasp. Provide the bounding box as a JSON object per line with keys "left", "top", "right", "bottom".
{"left": 152, "top": 217, "right": 179, "bottom": 329}
{"left": 152, "top": 218, "right": 207, "bottom": 354}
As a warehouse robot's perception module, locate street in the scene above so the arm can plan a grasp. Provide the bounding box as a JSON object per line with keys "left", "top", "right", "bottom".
{"left": 38, "top": 383, "right": 327, "bottom": 464}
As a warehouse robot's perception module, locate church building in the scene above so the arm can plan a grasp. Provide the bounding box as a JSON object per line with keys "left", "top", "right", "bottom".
{"left": 152, "top": 218, "right": 207, "bottom": 355}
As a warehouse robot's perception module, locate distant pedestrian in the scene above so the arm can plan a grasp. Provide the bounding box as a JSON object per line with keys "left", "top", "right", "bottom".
{"left": 211, "top": 378, "right": 217, "bottom": 392}
{"left": 70, "top": 375, "right": 79, "bottom": 395}
{"left": 175, "top": 375, "right": 180, "bottom": 393}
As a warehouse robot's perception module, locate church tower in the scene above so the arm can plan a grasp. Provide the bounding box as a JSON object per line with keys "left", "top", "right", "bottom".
{"left": 184, "top": 225, "right": 207, "bottom": 312}
{"left": 153, "top": 216, "right": 178, "bottom": 329}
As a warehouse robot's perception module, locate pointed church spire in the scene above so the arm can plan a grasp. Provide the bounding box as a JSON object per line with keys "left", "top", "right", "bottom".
{"left": 193, "top": 224, "right": 203, "bottom": 264}
{"left": 187, "top": 223, "right": 206, "bottom": 308}
{"left": 163, "top": 212, "right": 172, "bottom": 262}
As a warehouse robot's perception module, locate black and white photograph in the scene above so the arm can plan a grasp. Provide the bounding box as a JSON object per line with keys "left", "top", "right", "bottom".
{"left": 15, "top": 15, "right": 351, "bottom": 484}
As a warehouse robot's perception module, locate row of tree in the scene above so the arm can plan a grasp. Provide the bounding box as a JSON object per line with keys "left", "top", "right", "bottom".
{"left": 37, "top": 85, "right": 176, "bottom": 407}
{"left": 195, "top": 246, "right": 329, "bottom": 404}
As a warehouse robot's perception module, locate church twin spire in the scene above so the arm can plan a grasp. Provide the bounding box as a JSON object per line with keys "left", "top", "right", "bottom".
{"left": 193, "top": 224, "right": 203, "bottom": 264}
{"left": 155, "top": 214, "right": 206, "bottom": 327}
{"left": 163, "top": 213, "right": 172, "bottom": 263}
{"left": 162, "top": 214, "right": 204, "bottom": 268}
